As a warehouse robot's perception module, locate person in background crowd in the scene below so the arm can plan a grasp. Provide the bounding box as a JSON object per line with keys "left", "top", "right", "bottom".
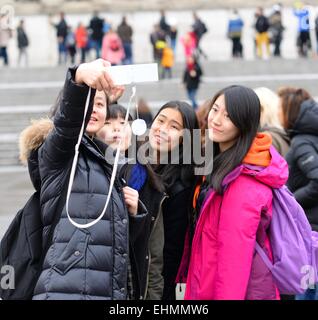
{"left": 254, "top": 87, "right": 290, "bottom": 157}
{"left": 50, "top": 12, "right": 68, "bottom": 65}
{"left": 117, "top": 16, "right": 133, "bottom": 65}
{"left": 269, "top": 4, "right": 285, "bottom": 57}
{"left": 255, "top": 7, "right": 270, "bottom": 59}
{"left": 136, "top": 98, "right": 153, "bottom": 127}
{"left": 150, "top": 24, "right": 166, "bottom": 63}
{"left": 192, "top": 12, "right": 208, "bottom": 59}
{"left": 293, "top": 1, "right": 311, "bottom": 57}
{"left": 102, "top": 27, "right": 125, "bottom": 66}
{"left": 161, "top": 43, "right": 174, "bottom": 79}
{"left": 315, "top": 11, "right": 318, "bottom": 56}
{"left": 169, "top": 25, "right": 178, "bottom": 55}
{"left": 159, "top": 10, "right": 171, "bottom": 39}
{"left": 183, "top": 55, "right": 203, "bottom": 109}
{"left": 181, "top": 30, "right": 197, "bottom": 60}
{"left": 227, "top": 9, "right": 244, "bottom": 58}
{"left": 75, "top": 22, "right": 88, "bottom": 63}
{"left": 278, "top": 86, "right": 318, "bottom": 300}
{"left": 65, "top": 27, "right": 76, "bottom": 65}
{"left": 17, "top": 19, "right": 29, "bottom": 67}
{"left": 89, "top": 11, "right": 104, "bottom": 59}
{"left": 195, "top": 99, "right": 212, "bottom": 145}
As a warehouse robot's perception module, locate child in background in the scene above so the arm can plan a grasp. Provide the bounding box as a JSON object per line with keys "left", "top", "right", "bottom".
{"left": 161, "top": 45, "right": 174, "bottom": 79}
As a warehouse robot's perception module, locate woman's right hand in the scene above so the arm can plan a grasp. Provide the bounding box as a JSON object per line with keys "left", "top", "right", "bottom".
{"left": 75, "top": 59, "right": 115, "bottom": 93}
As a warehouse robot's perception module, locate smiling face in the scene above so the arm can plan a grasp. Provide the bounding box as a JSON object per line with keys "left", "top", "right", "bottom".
{"left": 86, "top": 90, "right": 107, "bottom": 136}
{"left": 207, "top": 94, "right": 240, "bottom": 152}
{"left": 98, "top": 116, "right": 132, "bottom": 152}
{"left": 149, "top": 107, "right": 184, "bottom": 154}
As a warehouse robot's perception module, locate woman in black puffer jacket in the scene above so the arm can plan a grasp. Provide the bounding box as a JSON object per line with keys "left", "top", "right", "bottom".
{"left": 31, "top": 59, "right": 147, "bottom": 300}
{"left": 278, "top": 86, "right": 318, "bottom": 300}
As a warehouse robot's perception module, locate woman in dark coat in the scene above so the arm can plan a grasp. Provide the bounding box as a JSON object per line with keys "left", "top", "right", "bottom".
{"left": 148, "top": 101, "right": 200, "bottom": 300}
{"left": 31, "top": 59, "right": 147, "bottom": 300}
{"left": 278, "top": 86, "right": 318, "bottom": 300}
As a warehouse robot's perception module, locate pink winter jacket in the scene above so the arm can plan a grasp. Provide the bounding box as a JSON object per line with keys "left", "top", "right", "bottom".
{"left": 183, "top": 143, "right": 288, "bottom": 300}
{"left": 101, "top": 32, "right": 125, "bottom": 65}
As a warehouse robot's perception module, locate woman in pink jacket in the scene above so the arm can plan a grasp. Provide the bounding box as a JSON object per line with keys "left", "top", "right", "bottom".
{"left": 181, "top": 85, "right": 288, "bottom": 300}
{"left": 101, "top": 28, "right": 125, "bottom": 65}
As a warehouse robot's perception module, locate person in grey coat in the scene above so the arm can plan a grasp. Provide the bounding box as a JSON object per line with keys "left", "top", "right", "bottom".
{"left": 17, "top": 19, "right": 29, "bottom": 66}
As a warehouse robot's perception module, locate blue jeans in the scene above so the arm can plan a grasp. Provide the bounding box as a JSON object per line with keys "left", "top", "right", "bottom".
{"left": 90, "top": 39, "right": 102, "bottom": 59}
{"left": 187, "top": 88, "right": 198, "bottom": 109}
{"left": 58, "top": 40, "right": 67, "bottom": 64}
{"left": 296, "top": 285, "right": 318, "bottom": 300}
{"left": 0, "top": 47, "right": 8, "bottom": 65}
{"left": 122, "top": 42, "right": 133, "bottom": 64}
{"left": 170, "top": 38, "right": 177, "bottom": 55}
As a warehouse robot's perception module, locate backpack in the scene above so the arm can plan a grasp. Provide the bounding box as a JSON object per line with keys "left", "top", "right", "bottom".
{"left": 0, "top": 191, "right": 42, "bottom": 300}
{"left": 255, "top": 185, "right": 318, "bottom": 295}
{"left": 196, "top": 21, "right": 208, "bottom": 37}
{"left": 0, "top": 179, "right": 68, "bottom": 300}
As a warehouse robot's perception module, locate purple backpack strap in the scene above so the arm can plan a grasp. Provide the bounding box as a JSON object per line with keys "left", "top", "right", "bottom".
{"left": 255, "top": 242, "right": 273, "bottom": 272}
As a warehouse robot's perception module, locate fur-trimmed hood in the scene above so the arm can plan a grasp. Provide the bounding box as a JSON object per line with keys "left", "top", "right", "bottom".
{"left": 19, "top": 118, "right": 54, "bottom": 165}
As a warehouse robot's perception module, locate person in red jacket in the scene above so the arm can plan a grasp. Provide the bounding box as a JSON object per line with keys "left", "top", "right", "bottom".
{"left": 75, "top": 22, "right": 88, "bottom": 63}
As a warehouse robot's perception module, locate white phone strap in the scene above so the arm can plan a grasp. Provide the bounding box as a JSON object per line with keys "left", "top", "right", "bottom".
{"left": 66, "top": 86, "right": 136, "bottom": 229}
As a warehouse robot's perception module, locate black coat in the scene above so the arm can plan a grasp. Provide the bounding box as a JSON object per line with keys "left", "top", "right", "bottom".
{"left": 183, "top": 63, "right": 202, "bottom": 91}
{"left": 32, "top": 68, "right": 147, "bottom": 300}
{"left": 17, "top": 27, "right": 29, "bottom": 49}
{"left": 162, "top": 182, "right": 193, "bottom": 300}
{"left": 89, "top": 16, "right": 104, "bottom": 41}
{"left": 286, "top": 100, "right": 318, "bottom": 231}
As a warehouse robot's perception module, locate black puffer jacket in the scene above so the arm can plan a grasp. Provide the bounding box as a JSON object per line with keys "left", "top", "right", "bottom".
{"left": 32, "top": 68, "right": 146, "bottom": 300}
{"left": 286, "top": 99, "right": 318, "bottom": 231}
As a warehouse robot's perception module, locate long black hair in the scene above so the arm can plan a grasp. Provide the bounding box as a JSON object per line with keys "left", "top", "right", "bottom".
{"left": 151, "top": 100, "right": 200, "bottom": 192}
{"left": 208, "top": 85, "right": 261, "bottom": 194}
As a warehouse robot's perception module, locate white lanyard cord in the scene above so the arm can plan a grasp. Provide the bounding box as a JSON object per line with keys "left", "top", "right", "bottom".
{"left": 66, "top": 86, "right": 136, "bottom": 229}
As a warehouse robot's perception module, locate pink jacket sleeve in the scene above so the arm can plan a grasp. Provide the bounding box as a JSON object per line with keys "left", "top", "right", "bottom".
{"left": 214, "top": 176, "right": 271, "bottom": 300}
{"left": 101, "top": 35, "right": 108, "bottom": 60}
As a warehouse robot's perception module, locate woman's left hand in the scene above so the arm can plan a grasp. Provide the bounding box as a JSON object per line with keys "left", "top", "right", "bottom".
{"left": 122, "top": 186, "right": 139, "bottom": 216}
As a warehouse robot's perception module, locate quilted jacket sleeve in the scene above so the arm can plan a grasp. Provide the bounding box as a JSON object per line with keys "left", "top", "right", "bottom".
{"left": 291, "top": 138, "right": 318, "bottom": 209}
